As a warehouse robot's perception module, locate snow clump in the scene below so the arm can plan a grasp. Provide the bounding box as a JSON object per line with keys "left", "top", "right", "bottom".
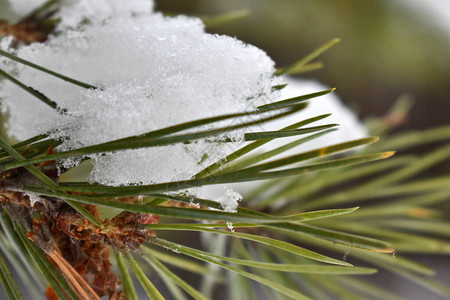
{"left": 0, "top": 0, "right": 283, "bottom": 185}
{"left": 213, "top": 188, "right": 242, "bottom": 213}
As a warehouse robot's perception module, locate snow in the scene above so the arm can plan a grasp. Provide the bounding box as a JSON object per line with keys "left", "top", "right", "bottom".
{"left": 0, "top": 0, "right": 282, "bottom": 186}
{"left": 6, "top": 0, "right": 153, "bottom": 19}
{"left": 57, "top": 0, "right": 154, "bottom": 29}
{"left": 210, "top": 188, "right": 242, "bottom": 230}
{"left": 214, "top": 188, "right": 242, "bottom": 213}
{"left": 1, "top": 0, "right": 368, "bottom": 212}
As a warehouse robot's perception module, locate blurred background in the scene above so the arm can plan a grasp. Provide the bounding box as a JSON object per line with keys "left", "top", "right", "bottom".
{"left": 155, "top": 0, "right": 449, "bottom": 131}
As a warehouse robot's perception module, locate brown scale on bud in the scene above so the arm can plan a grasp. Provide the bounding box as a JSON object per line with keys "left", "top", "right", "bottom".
{"left": 55, "top": 206, "right": 159, "bottom": 251}
{"left": 0, "top": 190, "right": 30, "bottom": 207}
{"left": 27, "top": 204, "right": 158, "bottom": 299}
{"left": 1, "top": 174, "right": 158, "bottom": 299}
